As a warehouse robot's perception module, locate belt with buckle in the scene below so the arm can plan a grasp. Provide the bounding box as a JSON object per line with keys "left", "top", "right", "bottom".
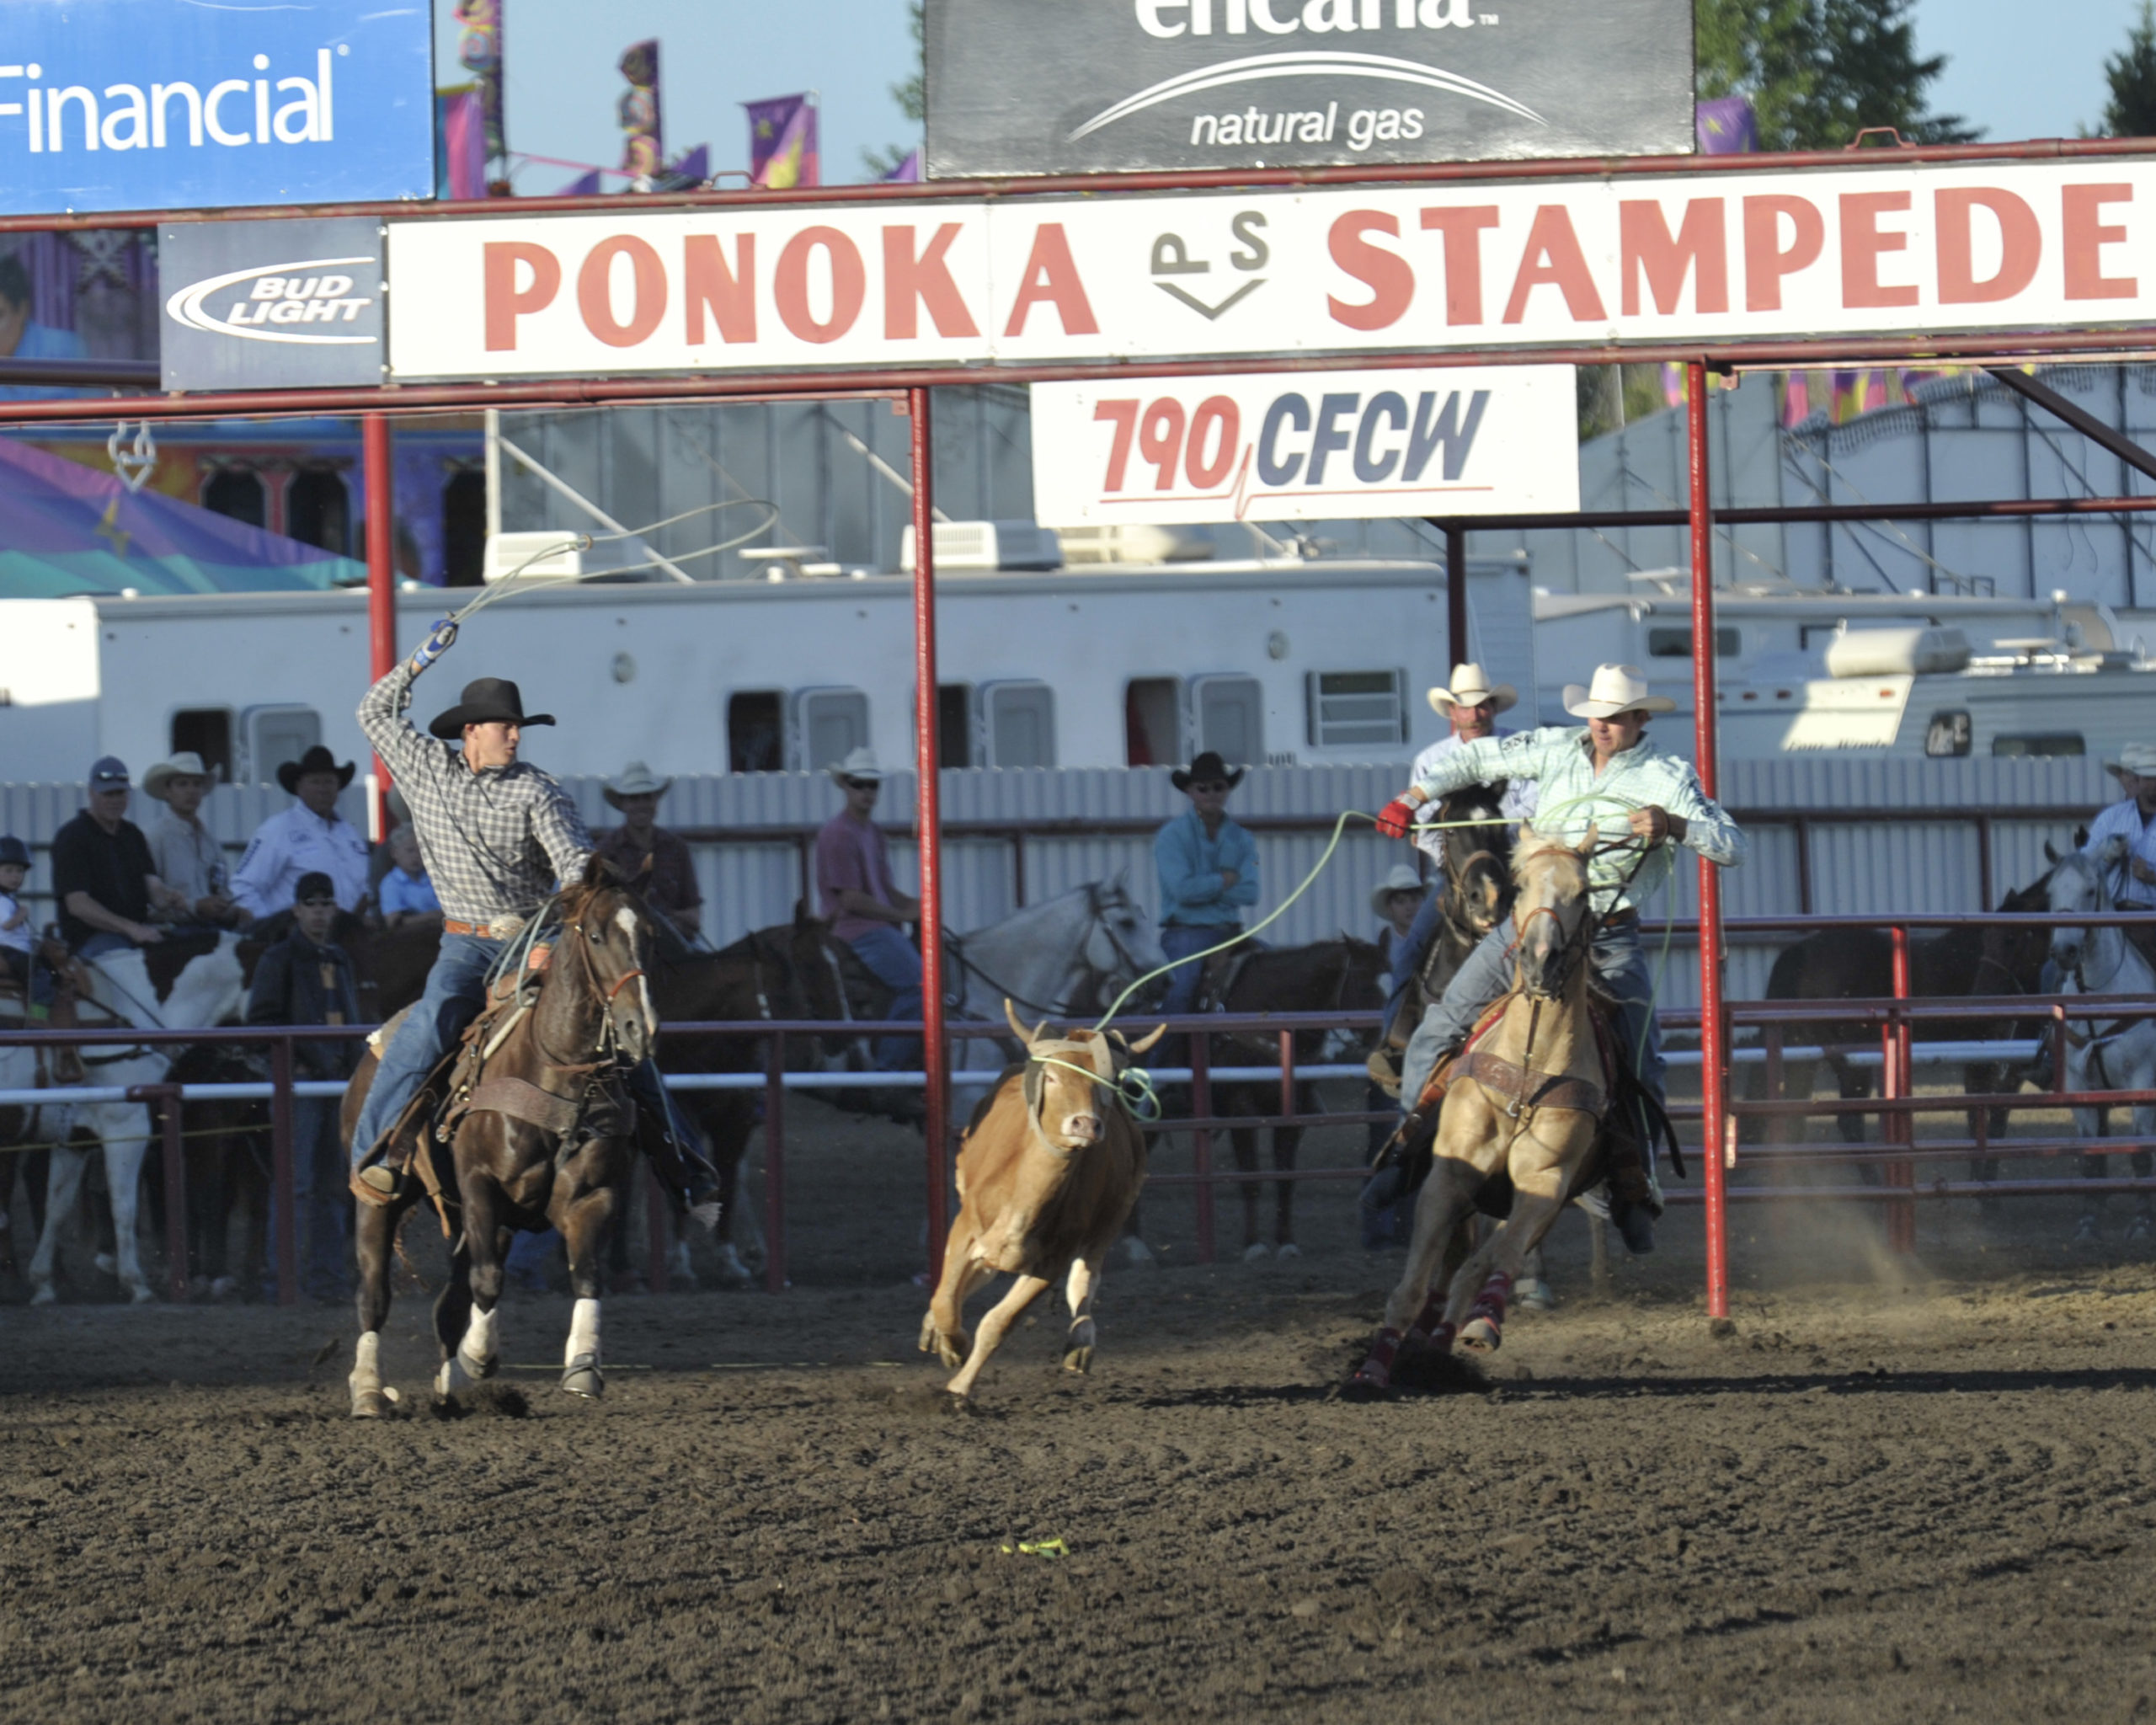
{"left": 442, "top": 916, "right": 523, "bottom": 939}
{"left": 1600, "top": 905, "right": 1639, "bottom": 929}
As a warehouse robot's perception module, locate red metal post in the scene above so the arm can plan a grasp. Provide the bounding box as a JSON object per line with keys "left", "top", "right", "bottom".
{"left": 764, "top": 1030, "right": 787, "bottom": 1295}
{"left": 270, "top": 1037, "right": 298, "bottom": 1306}
{"left": 1887, "top": 925, "right": 1916, "bottom": 1252}
{"left": 910, "top": 387, "right": 951, "bottom": 1284}
{"left": 157, "top": 1087, "right": 188, "bottom": 1302}
{"left": 1445, "top": 520, "right": 1470, "bottom": 671}
{"left": 363, "top": 413, "right": 396, "bottom": 843}
{"left": 1687, "top": 360, "right": 1731, "bottom": 1322}
{"left": 1191, "top": 1029, "right": 1216, "bottom": 1264}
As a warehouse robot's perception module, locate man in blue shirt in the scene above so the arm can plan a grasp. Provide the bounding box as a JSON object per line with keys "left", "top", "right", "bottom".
{"left": 1155, "top": 750, "right": 1260, "bottom": 1015}
{"left": 0, "top": 255, "right": 87, "bottom": 402}
{"left": 2083, "top": 742, "right": 2156, "bottom": 966}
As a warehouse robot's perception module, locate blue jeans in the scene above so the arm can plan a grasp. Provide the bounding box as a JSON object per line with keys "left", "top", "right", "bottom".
{"left": 1380, "top": 890, "right": 1446, "bottom": 1042}
{"left": 846, "top": 925, "right": 922, "bottom": 1072}
{"left": 75, "top": 931, "right": 136, "bottom": 963}
{"left": 1401, "top": 921, "right": 1664, "bottom": 1132}
{"left": 271, "top": 1096, "right": 350, "bottom": 1300}
{"left": 350, "top": 932, "right": 504, "bottom": 1166}
{"left": 1159, "top": 923, "right": 1235, "bottom": 1017}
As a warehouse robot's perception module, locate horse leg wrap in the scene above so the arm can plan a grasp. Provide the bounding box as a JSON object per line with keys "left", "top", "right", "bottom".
{"left": 1352, "top": 1327, "right": 1403, "bottom": 1390}
{"left": 563, "top": 1298, "right": 604, "bottom": 1399}
{"left": 1404, "top": 1291, "right": 1455, "bottom": 1353}
{"left": 1468, "top": 1270, "right": 1513, "bottom": 1328}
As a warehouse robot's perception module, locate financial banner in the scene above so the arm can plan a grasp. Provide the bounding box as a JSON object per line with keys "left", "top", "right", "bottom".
{"left": 159, "top": 216, "right": 383, "bottom": 391}
{"left": 924, "top": 0, "right": 1694, "bottom": 178}
{"left": 0, "top": 0, "right": 433, "bottom": 216}
{"left": 1029, "top": 366, "right": 1577, "bottom": 524}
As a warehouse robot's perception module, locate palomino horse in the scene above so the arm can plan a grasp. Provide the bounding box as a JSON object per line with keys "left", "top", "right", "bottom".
{"left": 1351, "top": 827, "right": 1612, "bottom": 1388}
{"left": 2047, "top": 839, "right": 2156, "bottom": 1240}
{"left": 26, "top": 939, "right": 246, "bottom": 1305}
{"left": 1207, "top": 937, "right": 1390, "bottom": 1258}
{"left": 343, "top": 862, "right": 659, "bottom": 1413}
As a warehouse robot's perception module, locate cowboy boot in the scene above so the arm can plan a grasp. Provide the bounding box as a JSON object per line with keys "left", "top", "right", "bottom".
{"left": 47, "top": 982, "right": 84, "bottom": 1087}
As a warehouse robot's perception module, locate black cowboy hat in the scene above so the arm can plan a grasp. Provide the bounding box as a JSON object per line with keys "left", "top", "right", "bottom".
{"left": 276, "top": 745, "right": 356, "bottom": 795}
{"left": 1170, "top": 750, "right": 1246, "bottom": 793}
{"left": 428, "top": 677, "right": 557, "bottom": 740}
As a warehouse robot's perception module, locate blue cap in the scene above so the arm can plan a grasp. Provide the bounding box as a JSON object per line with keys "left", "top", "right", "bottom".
{"left": 0, "top": 836, "right": 27, "bottom": 868}
{"left": 88, "top": 756, "right": 129, "bottom": 787}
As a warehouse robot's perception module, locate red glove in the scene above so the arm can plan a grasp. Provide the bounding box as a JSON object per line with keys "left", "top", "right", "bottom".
{"left": 1374, "top": 798, "right": 1417, "bottom": 840}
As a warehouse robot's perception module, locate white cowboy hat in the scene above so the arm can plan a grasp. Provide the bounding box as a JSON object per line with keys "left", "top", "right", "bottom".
{"left": 1427, "top": 662, "right": 1517, "bottom": 717}
{"left": 1563, "top": 663, "right": 1676, "bottom": 719}
{"left": 1369, "top": 862, "right": 1426, "bottom": 918}
{"left": 825, "top": 746, "right": 884, "bottom": 787}
{"left": 603, "top": 760, "right": 674, "bottom": 809}
{"left": 2105, "top": 743, "right": 2156, "bottom": 777}
{"left": 142, "top": 751, "right": 211, "bottom": 801}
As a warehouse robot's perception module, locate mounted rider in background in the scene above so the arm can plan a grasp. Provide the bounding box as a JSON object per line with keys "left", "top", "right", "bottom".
{"left": 1374, "top": 662, "right": 1748, "bottom": 1252}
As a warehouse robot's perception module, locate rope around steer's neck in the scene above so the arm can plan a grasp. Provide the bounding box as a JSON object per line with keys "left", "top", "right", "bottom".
{"left": 1027, "top": 1049, "right": 1164, "bottom": 1123}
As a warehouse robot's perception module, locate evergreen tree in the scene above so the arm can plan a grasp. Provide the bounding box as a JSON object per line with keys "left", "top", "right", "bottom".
{"left": 862, "top": 1, "right": 927, "bottom": 179}
{"left": 2100, "top": 2, "right": 2156, "bottom": 139}
{"left": 1696, "top": 0, "right": 1977, "bottom": 151}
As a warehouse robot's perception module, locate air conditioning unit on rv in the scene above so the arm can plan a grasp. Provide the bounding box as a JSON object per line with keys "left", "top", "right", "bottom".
{"left": 1057, "top": 524, "right": 1214, "bottom": 566}
{"left": 899, "top": 520, "right": 1061, "bottom": 572}
{"left": 484, "top": 531, "right": 583, "bottom": 584}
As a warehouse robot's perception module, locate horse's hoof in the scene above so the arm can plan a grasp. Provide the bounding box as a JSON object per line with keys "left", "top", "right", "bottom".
{"left": 563, "top": 1354, "right": 604, "bottom": 1399}
{"left": 1515, "top": 1279, "right": 1557, "bottom": 1313}
{"left": 209, "top": 1275, "right": 238, "bottom": 1303}
{"left": 93, "top": 1251, "right": 116, "bottom": 1278}
{"left": 2073, "top": 1214, "right": 2101, "bottom": 1245}
{"left": 2128, "top": 1213, "right": 2153, "bottom": 1244}
{"left": 1242, "top": 1242, "right": 1271, "bottom": 1263}
{"left": 1062, "top": 1327, "right": 1096, "bottom": 1375}
{"left": 29, "top": 1281, "right": 56, "bottom": 1307}
{"left": 1459, "top": 1316, "right": 1502, "bottom": 1353}
{"left": 126, "top": 1281, "right": 156, "bottom": 1306}
{"left": 436, "top": 1354, "right": 480, "bottom": 1401}
{"left": 1117, "top": 1236, "right": 1157, "bottom": 1269}
{"left": 1275, "top": 1242, "right": 1301, "bottom": 1261}
{"left": 1342, "top": 1364, "right": 1391, "bottom": 1401}
{"left": 352, "top": 1386, "right": 388, "bottom": 1418}
{"left": 712, "top": 1244, "right": 752, "bottom": 1289}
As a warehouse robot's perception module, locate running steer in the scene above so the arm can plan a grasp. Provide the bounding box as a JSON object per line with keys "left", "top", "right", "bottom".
{"left": 919, "top": 1003, "right": 1166, "bottom": 1400}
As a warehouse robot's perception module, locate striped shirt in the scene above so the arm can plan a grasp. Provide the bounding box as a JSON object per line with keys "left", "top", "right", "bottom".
{"left": 358, "top": 663, "right": 594, "bottom": 927}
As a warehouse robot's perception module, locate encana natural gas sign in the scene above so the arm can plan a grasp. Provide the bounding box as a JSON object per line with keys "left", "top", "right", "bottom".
{"left": 923, "top": 0, "right": 1694, "bottom": 178}
{"left": 0, "top": 0, "right": 432, "bottom": 215}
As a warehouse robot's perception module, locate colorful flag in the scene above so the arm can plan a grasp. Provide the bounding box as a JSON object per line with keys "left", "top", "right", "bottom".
{"left": 435, "top": 87, "right": 487, "bottom": 200}
{"left": 454, "top": 0, "right": 505, "bottom": 164}
{"left": 1694, "top": 96, "right": 1758, "bottom": 157}
{"left": 883, "top": 147, "right": 922, "bottom": 184}
{"left": 746, "top": 94, "right": 819, "bottom": 190}
{"left": 618, "top": 39, "right": 663, "bottom": 179}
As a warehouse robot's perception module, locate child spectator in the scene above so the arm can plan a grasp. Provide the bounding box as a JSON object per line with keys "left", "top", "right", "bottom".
{"left": 0, "top": 836, "right": 42, "bottom": 1008}
{"left": 377, "top": 823, "right": 442, "bottom": 927}
{"left": 245, "top": 871, "right": 361, "bottom": 1301}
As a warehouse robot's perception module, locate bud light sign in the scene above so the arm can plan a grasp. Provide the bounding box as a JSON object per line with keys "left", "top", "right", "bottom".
{"left": 1028, "top": 366, "right": 1577, "bottom": 527}
{"left": 0, "top": 0, "right": 433, "bottom": 215}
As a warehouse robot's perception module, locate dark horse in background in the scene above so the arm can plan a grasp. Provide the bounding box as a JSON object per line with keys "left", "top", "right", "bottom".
{"left": 1739, "top": 866, "right": 2056, "bottom": 1177}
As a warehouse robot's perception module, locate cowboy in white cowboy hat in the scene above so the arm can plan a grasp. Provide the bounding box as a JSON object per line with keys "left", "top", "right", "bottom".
{"left": 598, "top": 760, "right": 702, "bottom": 940}
{"left": 1369, "top": 862, "right": 1425, "bottom": 975}
{"left": 814, "top": 746, "right": 925, "bottom": 1081}
{"left": 230, "top": 744, "right": 371, "bottom": 923}
{"left": 1155, "top": 750, "right": 1260, "bottom": 1017}
{"left": 141, "top": 750, "right": 247, "bottom": 929}
{"left": 2083, "top": 740, "right": 2156, "bottom": 941}
{"left": 1374, "top": 662, "right": 1748, "bottom": 1252}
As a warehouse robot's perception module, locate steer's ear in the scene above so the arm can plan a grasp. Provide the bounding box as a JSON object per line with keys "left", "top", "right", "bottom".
{"left": 1576, "top": 822, "right": 1599, "bottom": 857}
{"left": 1127, "top": 1023, "right": 1167, "bottom": 1055}
{"left": 1088, "top": 1031, "right": 1115, "bottom": 1081}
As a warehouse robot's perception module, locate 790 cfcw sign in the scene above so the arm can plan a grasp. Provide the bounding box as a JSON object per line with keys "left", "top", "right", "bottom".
{"left": 1028, "top": 367, "right": 1578, "bottom": 526}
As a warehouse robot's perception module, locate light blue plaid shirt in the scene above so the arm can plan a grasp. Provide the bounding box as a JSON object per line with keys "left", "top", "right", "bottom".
{"left": 1410, "top": 726, "right": 1747, "bottom": 913}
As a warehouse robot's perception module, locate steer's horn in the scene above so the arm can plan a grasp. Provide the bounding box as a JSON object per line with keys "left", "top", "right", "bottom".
{"left": 1003, "top": 998, "right": 1048, "bottom": 1048}
{"left": 1127, "top": 1023, "right": 1168, "bottom": 1055}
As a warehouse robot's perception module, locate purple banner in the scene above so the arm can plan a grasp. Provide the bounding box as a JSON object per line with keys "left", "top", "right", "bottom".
{"left": 1694, "top": 96, "right": 1758, "bottom": 157}
{"left": 745, "top": 94, "right": 818, "bottom": 190}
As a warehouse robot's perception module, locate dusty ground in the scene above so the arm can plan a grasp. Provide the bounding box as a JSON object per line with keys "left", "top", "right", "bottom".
{"left": 6, "top": 1095, "right": 2156, "bottom": 1722}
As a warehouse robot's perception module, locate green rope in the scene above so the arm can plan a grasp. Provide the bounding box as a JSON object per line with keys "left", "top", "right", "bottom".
{"left": 1027, "top": 1051, "right": 1164, "bottom": 1123}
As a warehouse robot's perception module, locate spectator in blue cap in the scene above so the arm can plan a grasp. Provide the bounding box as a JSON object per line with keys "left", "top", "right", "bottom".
{"left": 49, "top": 756, "right": 187, "bottom": 959}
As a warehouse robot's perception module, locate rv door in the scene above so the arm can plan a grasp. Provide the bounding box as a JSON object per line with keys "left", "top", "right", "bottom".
{"left": 240, "top": 704, "right": 322, "bottom": 787}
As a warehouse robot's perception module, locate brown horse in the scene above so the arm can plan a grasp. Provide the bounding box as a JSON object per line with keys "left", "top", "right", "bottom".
{"left": 342, "top": 861, "right": 659, "bottom": 1414}
{"left": 1209, "top": 937, "right": 1390, "bottom": 1258}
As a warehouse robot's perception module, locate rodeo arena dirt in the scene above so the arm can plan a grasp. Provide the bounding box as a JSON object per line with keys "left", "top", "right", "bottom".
{"left": 18, "top": 135, "right": 2156, "bottom": 1725}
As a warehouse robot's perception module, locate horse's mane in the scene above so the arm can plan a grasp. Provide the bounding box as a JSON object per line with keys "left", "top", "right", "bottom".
{"left": 1511, "top": 831, "right": 1588, "bottom": 884}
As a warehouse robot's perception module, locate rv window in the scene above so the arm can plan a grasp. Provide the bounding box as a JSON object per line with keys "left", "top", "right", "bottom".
{"left": 287, "top": 468, "right": 350, "bottom": 556}
{"left": 1306, "top": 670, "right": 1407, "bottom": 750}
{"left": 242, "top": 705, "right": 321, "bottom": 787}
{"left": 937, "top": 684, "right": 973, "bottom": 769}
{"left": 793, "top": 688, "right": 870, "bottom": 772}
{"left": 441, "top": 469, "right": 488, "bottom": 588}
{"left": 980, "top": 682, "right": 1057, "bottom": 768}
{"left": 1646, "top": 626, "right": 1741, "bottom": 658}
{"left": 1124, "top": 678, "right": 1182, "bottom": 766}
{"left": 1193, "top": 675, "right": 1264, "bottom": 766}
{"left": 727, "top": 692, "right": 784, "bottom": 773}
{"left": 1925, "top": 711, "right": 1972, "bottom": 758}
{"left": 1992, "top": 733, "right": 2084, "bottom": 759}
{"left": 203, "top": 468, "right": 266, "bottom": 531}
{"left": 170, "top": 710, "right": 232, "bottom": 782}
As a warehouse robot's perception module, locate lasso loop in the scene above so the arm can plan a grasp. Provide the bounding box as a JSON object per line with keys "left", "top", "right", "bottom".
{"left": 1027, "top": 1052, "right": 1164, "bottom": 1123}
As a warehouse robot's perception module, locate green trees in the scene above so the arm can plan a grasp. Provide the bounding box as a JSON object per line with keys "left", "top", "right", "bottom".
{"left": 1695, "top": 0, "right": 1978, "bottom": 151}
{"left": 862, "top": 0, "right": 927, "bottom": 179}
{"left": 2099, "top": 2, "right": 2156, "bottom": 139}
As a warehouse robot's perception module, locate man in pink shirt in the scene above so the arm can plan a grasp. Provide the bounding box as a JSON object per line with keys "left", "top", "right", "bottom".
{"left": 814, "top": 748, "right": 921, "bottom": 1073}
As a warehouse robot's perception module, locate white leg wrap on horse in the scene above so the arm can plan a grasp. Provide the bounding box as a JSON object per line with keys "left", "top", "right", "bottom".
{"left": 565, "top": 1298, "right": 600, "bottom": 1366}
{"left": 354, "top": 1332, "right": 380, "bottom": 1379}
{"left": 460, "top": 1305, "right": 499, "bottom": 1373}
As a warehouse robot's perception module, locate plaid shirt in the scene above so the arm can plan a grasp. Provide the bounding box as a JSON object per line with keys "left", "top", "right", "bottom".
{"left": 358, "top": 663, "right": 594, "bottom": 927}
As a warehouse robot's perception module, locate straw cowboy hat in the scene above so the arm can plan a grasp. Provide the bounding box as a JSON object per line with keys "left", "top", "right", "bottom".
{"left": 275, "top": 745, "right": 356, "bottom": 795}
{"left": 604, "top": 761, "right": 673, "bottom": 809}
{"left": 1427, "top": 662, "right": 1517, "bottom": 717}
{"left": 428, "top": 677, "right": 556, "bottom": 740}
{"left": 826, "top": 746, "right": 884, "bottom": 787}
{"left": 142, "top": 751, "right": 211, "bottom": 801}
{"left": 2105, "top": 743, "right": 2156, "bottom": 777}
{"left": 1369, "top": 862, "right": 1425, "bottom": 917}
{"left": 1170, "top": 750, "right": 1246, "bottom": 793}
{"left": 1563, "top": 663, "right": 1676, "bottom": 719}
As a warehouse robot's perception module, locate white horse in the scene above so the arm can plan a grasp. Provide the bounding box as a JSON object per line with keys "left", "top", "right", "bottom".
{"left": 26, "top": 939, "right": 246, "bottom": 1305}
{"left": 2047, "top": 837, "right": 2156, "bottom": 1242}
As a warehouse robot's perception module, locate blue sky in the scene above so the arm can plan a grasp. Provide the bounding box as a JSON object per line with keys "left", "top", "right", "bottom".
{"left": 434, "top": 0, "right": 2153, "bottom": 191}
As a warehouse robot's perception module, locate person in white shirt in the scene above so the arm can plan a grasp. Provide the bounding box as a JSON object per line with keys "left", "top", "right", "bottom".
{"left": 141, "top": 752, "right": 249, "bottom": 930}
{"left": 230, "top": 745, "right": 372, "bottom": 923}
{"left": 2081, "top": 741, "right": 2156, "bottom": 966}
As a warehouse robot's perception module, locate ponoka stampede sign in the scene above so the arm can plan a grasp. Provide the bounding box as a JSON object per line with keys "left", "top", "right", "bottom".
{"left": 386, "top": 158, "right": 2156, "bottom": 380}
